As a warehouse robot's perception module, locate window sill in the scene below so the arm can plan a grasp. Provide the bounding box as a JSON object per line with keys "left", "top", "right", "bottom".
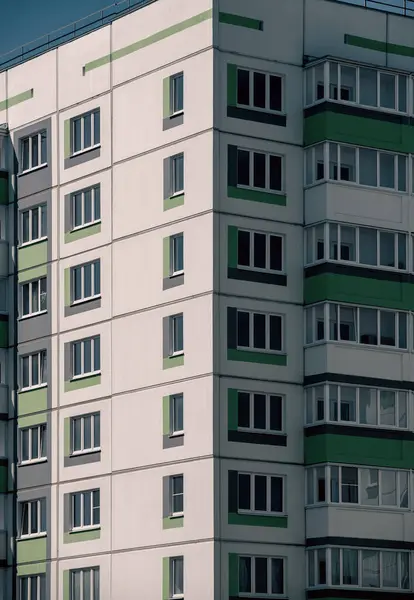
{"left": 304, "top": 421, "right": 408, "bottom": 431}
{"left": 238, "top": 510, "right": 286, "bottom": 518}
{"left": 306, "top": 502, "right": 409, "bottom": 513}
{"left": 19, "top": 458, "right": 47, "bottom": 467}
{"left": 170, "top": 110, "right": 184, "bottom": 118}
{"left": 236, "top": 346, "right": 284, "bottom": 355}
{"left": 70, "top": 144, "right": 101, "bottom": 159}
{"left": 70, "top": 371, "right": 101, "bottom": 382}
{"left": 237, "top": 427, "right": 285, "bottom": 436}
{"left": 236, "top": 103, "right": 285, "bottom": 117}
{"left": 237, "top": 184, "right": 284, "bottom": 196}
{"left": 304, "top": 178, "right": 407, "bottom": 196}
{"left": 170, "top": 512, "right": 184, "bottom": 518}
{"left": 19, "top": 383, "right": 47, "bottom": 394}
{"left": 19, "top": 237, "right": 48, "bottom": 249}
{"left": 237, "top": 265, "right": 285, "bottom": 276}
{"left": 71, "top": 295, "right": 101, "bottom": 307}
{"left": 170, "top": 271, "right": 184, "bottom": 278}
{"left": 306, "top": 96, "right": 409, "bottom": 117}
{"left": 70, "top": 526, "right": 100, "bottom": 534}
{"left": 70, "top": 448, "right": 101, "bottom": 457}
{"left": 169, "top": 431, "right": 184, "bottom": 438}
{"left": 170, "top": 351, "right": 184, "bottom": 358}
{"left": 18, "top": 532, "right": 47, "bottom": 541}
{"left": 18, "top": 163, "right": 48, "bottom": 177}
{"left": 304, "top": 339, "right": 408, "bottom": 353}
{"left": 19, "top": 310, "right": 47, "bottom": 321}
{"left": 71, "top": 220, "right": 101, "bottom": 233}
{"left": 305, "top": 258, "right": 408, "bottom": 274}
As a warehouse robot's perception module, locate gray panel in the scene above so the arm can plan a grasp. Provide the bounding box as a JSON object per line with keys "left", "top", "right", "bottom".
{"left": 163, "top": 275, "right": 184, "bottom": 291}
{"left": 64, "top": 147, "right": 100, "bottom": 170}
{"left": 14, "top": 118, "right": 52, "bottom": 200}
{"left": 16, "top": 486, "right": 51, "bottom": 562}
{"left": 64, "top": 451, "right": 101, "bottom": 468}
{"left": 162, "top": 113, "right": 184, "bottom": 131}
{"left": 163, "top": 157, "right": 171, "bottom": 200}
{"left": 64, "top": 342, "right": 71, "bottom": 382}
{"left": 16, "top": 416, "right": 51, "bottom": 490}
{"left": 163, "top": 434, "right": 184, "bottom": 449}
{"left": 64, "top": 298, "right": 101, "bottom": 318}
{"left": 162, "top": 476, "right": 170, "bottom": 518}
{"left": 162, "top": 316, "right": 170, "bottom": 359}
{"left": 18, "top": 264, "right": 52, "bottom": 345}
{"left": 17, "top": 189, "right": 51, "bottom": 212}
{"left": 63, "top": 493, "right": 71, "bottom": 533}
{"left": 64, "top": 193, "right": 71, "bottom": 233}
{"left": 18, "top": 337, "right": 52, "bottom": 411}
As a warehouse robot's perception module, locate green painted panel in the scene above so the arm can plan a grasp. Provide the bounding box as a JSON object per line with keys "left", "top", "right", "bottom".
{"left": 345, "top": 33, "right": 414, "bottom": 58}
{"left": 219, "top": 12, "right": 263, "bottom": 30}
{"left": 17, "top": 537, "right": 46, "bottom": 564}
{"left": 228, "top": 553, "right": 238, "bottom": 596}
{"left": 163, "top": 76, "right": 171, "bottom": 119}
{"left": 65, "top": 223, "right": 101, "bottom": 243}
{"left": 17, "top": 562, "right": 47, "bottom": 577}
{"left": 64, "top": 528, "right": 100, "bottom": 544}
{"left": 163, "top": 395, "right": 170, "bottom": 436}
{"left": 18, "top": 412, "right": 47, "bottom": 428}
{"left": 227, "top": 63, "right": 237, "bottom": 107}
{"left": 228, "top": 226, "right": 238, "bottom": 268}
{"left": 18, "top": 387, "right": 48, "bottom": 417}
{"left": 228, "top": 513, "right": 288, "bottom": 528}
{"left": 164, "top": 193, "right": 184, "bottom": 211}
{"left": 228, "top": 348, "right": 287, "bottom": 366}
{"left": 84, "top": 9, "right": 213, "bottom": 72}
{"left": 163, "top": 237, "right": 170, "bottom": 278}
{"left": 18, "top": 243, "right": 48, "bottom": 274}
{"left": 64, "top": 268, "right": 71, "bottom": 307}
{"left": 228, "top": 389, "right": 238, "bottom": 432}
{"left": 0, "top": 88, "right": 33, "bottom": 112}
{"left": 63, "top": 570, "right": 70, "bottom": 600}
{"left": 163, "top": 355, "right": 184, "bottom": 370}
{"left": 64, "top": 375, "right": 101, "bottom": 393}
{"left": 0, "top": 176, "right": 8, "bottom": 205}
{"left": 0, "top": 465, "right": 7, "bottom": 492}
{"left": 162, "top": 557, "right": 170, "bottom": 600}
{"left": 64, "top": 417, "right": 70, "bottom": 457}
{"left": 163, "top": 516, "right": 184, "bottom": 529}
{"left": 64, "top": 119, "right": 71, "bottom": 159}
{"left": 304, "top": 110, "right": 414, "bottom": 154}
{"left": 0, "top": 320, "right": 8, "bottom": 348}
{"left": 228, "top": 185, "right": 286, "bottom": 206}
{"left": 305, "top": 433, "right": 414, "bottom": 469}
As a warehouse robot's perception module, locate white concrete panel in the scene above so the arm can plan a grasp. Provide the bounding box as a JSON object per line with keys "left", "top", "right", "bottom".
{"left": 7, "top": 51, "right": 57, "bottom": 130}
{"left": 112, "top": 376, "right": 213, "bottom": 471}
{"left": 304, "top": 0, "right": 387, "bottom": 67}
{"left": 111, "top": 0, "right": 213, "bottom": 87}
{"left": 112, "top": 132, "right": 213, "bottom": 239}
{"left": 58, "top": 27, "right": 111, "bottom": 109}
{"left": 0, "top": 72, "right": 7, "bottom": 124}
{"left": 112, "top": 541, "right": 214, "bottom": 600}
{"left": 57, "top": 554, "right": 111, "bottom": 600}
{"left": 112, "top": 294, "right": 213, "bottom": 393}
{"left": 219, "top": 0, "right": 304, "bottom": 65}
{"left": 112, "top": 51, "right": 213, "bottom": 162}
{"left": 49, "top": 261, "right": 58, "bottom": 336}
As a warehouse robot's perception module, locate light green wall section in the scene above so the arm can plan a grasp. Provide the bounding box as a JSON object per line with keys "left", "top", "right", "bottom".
{"left": 228, "top": 554, "right": 238, "bottom": 596}
{"left": 219, "top": 12, "right": 263, "bottom": 30}
{"left": 164, "top": 193, "right": 184, "bottom": 211}
{"left": 64, "top": 417, "right": 71, "bottom": 457}
{"left": 163, "top": 395, "right": 170, "bottom": 436}
{"left": 0, "top": 176, "right": 8, "bottom": 205}
{"left": 227, "top": 64, "right": 237, "bottom": 107}
{"left": 18, "top": 412, "right": 47, "bottom": 428}
{"left": 64, "top": 375, "right": 101, "bottom": 392}
{"left": 17, "top": 537, "right": 47, "bottom": 564}
{"left": 65, "top": 223, "right": 101, "bottom": 243}
{"left": 228, "top": 185, "right": 287, "bottom": 206}
{"left": 163, "top": 237, "right": 170, "bottom": 278}
{"left": 17, "top": 562, "right": 47, "bottom": 577}
{"left": 345, "top": 33, "right": 414, "bottom": 57}
{"left": 83, "top": 9, "right": 213, "bottom": 73}
{"left": 227, "top": 389, "right": 238, "bottom": 432}
{"left": 64, "top": 528, "right": 101, "bottom": 544}
{"left": 64, "top": 268, "right": 71, "bottom": 307}
{"left": 163, "top": 516, "right": 184, "bottom": 529}
{"left": 162, "top": 557, "right": 170, "bottom": 600}
{"left": 0, "top": 466, "right": 7, "bottom": 493}
{"left": 227, "top": 348, "right": 287, "bottom": 366}
{"left": 64, "top": 119, "right": 71, "bottom": 159}
{"left": 163, "top": 355, "right": 184, "bottom": 370}
{"left": 63, "top": 570, "right": 70, "bottom": 600}
{"left": 0, "top": 88, "right": 33, "bottom": 112}
{"left": 228, "top": 513, "right": 288, "bottom": 528}
{"left": 18, "top": 387, "right": 48, "bottom": 417}
{"left": 18, "top": 243, "right": 47, "bottom": 274}
{"left": 0, "top": 320, "right": 8, "bottom": 348}
{"left": 228, "top": 226, "right": 238, "bottom": 269}
{"left": 163, "top": 76, "right": 170, "bottom": 119}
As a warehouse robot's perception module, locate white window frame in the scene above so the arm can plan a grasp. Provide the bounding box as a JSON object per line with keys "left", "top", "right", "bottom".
{"left": 71, "top": 185, "right": 101, "bottom": 231}
{"left": 71, "top": 413, "right": 100, "bottom": 455}
{"left": 70, "top": 567, "right": 100, "bottom": 600}
{"left": 71, "top": 336, "right": 101, "bottom": 380}
{"left": 20, "top": 131, "right": 47, "bottom": 174}
{"left": 20, "top": 204, "right": 47, "bottom": 246}
{"left": 237, "top": 391, "right": 284, "bottom": 434}
{"left": 20, "top": 350, "right": 47, "bottom": 391}
{"left": 71, "top": 489, "right": 100, "bottom": 531}
{"left": 170, "top": 234, "right": 184, "bottom": 277}
{"left": 19, "top": 498, "right": 46, "bottom": 538}
{"left": 20, "top": 574, "right": 46, "bottom": 600}
{"left": 171, "top": 153, "right": 184, "bottom": 196}
{"left": 238, "top": 555, "right": 286, "bottom": 597}
{"left": 170, "top": 314, "right": 184, "bottom": 356}
{"left": 71, "top": 109, "right": 100, "bottom": 156}
{"left": 170, "top": 394, "right": 184, "bottom": 436}
{"left": 236, "top": 67, "right": 284, "bottom": 113}
{"left": 170, "top": 72, "right": 184, "bottom": 116}
{"left": 237, "top": 229, "right": 284, "bottom": 273}
{"left": 236, "top": 309, "right": 284, "bottom": 354}
{"left": 71, "top": 260, "right": 101, "bottom": 305}
{"left": 170, "top": 475, "right": 184, "bottom": 517}
{"left": 238, "top": 472, "right": 284, "bottom": 515}
{"left": 20, "top": 424, "right": 47, "bottom": 465}
{"left": 20, "top": 277, "right": 47, "bottom": 318}
{"left": 170, "top": 556, "right": 184, "bottom": 599}
{"left": 237, "top": 147, "right": 284, "bottom": 193}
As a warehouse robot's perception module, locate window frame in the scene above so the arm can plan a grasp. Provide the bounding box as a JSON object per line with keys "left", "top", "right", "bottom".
{"left": 19, "top": 574, "right": 46, "bottom": 600}
{"left": 170, "top": 393, "right": 184, "bottom": 436}
{"left": 237, "top": 472, "right": 285, "bottom": 516}
{"left": 20, "top": 130, "right": 47, "bottom": 174}
{"left": 20, "top": 204, "right": 47, "bottom": 246}
{"left": 236, "top": 147, "right": 284, "bottom": 193}
{"left": 71, "top": 412, "right": 101, "bottom": 456}
{"left": 169, "top": 314, "right": 184, "bottom": 356}
{"left": 70, "top": 185, "right": 101, "bottom": 232}
{"left": 20, "top": 277, "right": 47, "bottom": 318}
{"left": 237, "top": 228, "right": 284, "bottom": 274}
{"left": 170, "top": 474, "right": 184, "bottom": 517}
{"left": 20, "top": 423, "right": 47, "bottom": 465}
{"left": 71, "top": 260, "right": 101, "bottom": 305}
{"left": 71, "top": 109, "right": 101, "bottom": 156}
{"left": 236, "top": 67, "right": 284, "bottom": 114}
{"left": 70, "top": 567, "right": 100, "bottom": 600}
{"left": 20, "top": 350, "right": 47, "bottom": 391}
{"left": 236, "top": 309, "right": 284, "bottom": 354}
{"left": 71, "top": 489, "right": 100, "bottom": 531}
{"left": 170, "top": 556, "right": 184, "bottom": 599}
{"left": 170, "top": 72, "right": 184, "bottom": 116}
{"left": 237, "top": 390, "right": 284, "bottom": 434}
{"left": 71, "top": 336, "right": 101, "bottom": 380}
{"left": 170, "top": 233, "right": 184, "bottom": 277}
{"left": 238, "top": 555, "right": 286, "bottom": 597}
{"left": 19, "top": 498, "right": 46, "bottom": 539}
{"left": 171, "top": 153, "right": 184, "bottom": 196}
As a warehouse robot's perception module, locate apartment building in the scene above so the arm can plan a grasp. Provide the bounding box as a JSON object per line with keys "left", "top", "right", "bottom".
{"left": 0, "top": 0, "right": 413, "bottom": 597}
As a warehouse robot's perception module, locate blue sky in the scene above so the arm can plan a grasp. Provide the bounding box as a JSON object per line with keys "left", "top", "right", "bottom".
{"left": 0, "top": 0, "right": 113, "bottom": 57}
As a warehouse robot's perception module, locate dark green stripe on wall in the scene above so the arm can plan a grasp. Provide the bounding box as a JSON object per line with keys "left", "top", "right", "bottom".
{"left": 227, "top": 64, "right": 237, "bottom": 107}
{"left": 345, "top": 33, "right": 414, "bottom": 58}
{"left": 219, "top": 12, "right": 263, "bottom": 30}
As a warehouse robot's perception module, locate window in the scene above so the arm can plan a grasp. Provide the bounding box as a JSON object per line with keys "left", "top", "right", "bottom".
{"left": 71, "top": 413, "right": 100, "bottom": 455}
{"left": 20, "top": 131, "right": 47, "bottom": 173}
{"left": 170, "top": 314, "right": 183, "bottom": 355}
{"left": 171, "top": 73, "right": 183, "bottom": 114}
{"left": 71, "top": 185, "right": 101, "bottom": 230}
{"left": 305, "top": 303, "right": 407, "bottom": 349}
{"left": 305, "top": 142, "right": 407, "bottom": 192}
{"left": 305, "top": 61, "right": 408, "bottom": 114}
{"left": 237, "top": 148, "right": 283, "bottom": 192}
{"left": 72, "top": 336, "right": 100, "bottom": 378}
{"left": 239, "top": 556, "right": 285, "bottom": 596}
{"left": 305, "top": 223, "right": 407, "bottom": 271}
{"left": 170, "top": 557, "right": 184, "bottom": 599}
{"left": 237, "top": 391, "right": 283, "bottom": 433}
{"left": 236, "top": 309, "right": 283, "bottom": 353}
{"left": 71, "top": 109, "right": 100, "bottom": 154}
{"left": 308, "top": 547, "right": 410, "bottom": 590}
{"left": 71, "top": 490, "right": 100, "bottom": 530}
{"left": 237, "top": 230, "right": 283, "bottom": 272}
{"left": 170, "top": 394, "right": 184, "bottom": 435}
{"left": 20, "top": 575, "right": 46, "bottom": 600}
{"left": 305, "top": 384, "right": 408, "bottom": 429}
{"left": 21, "top": 278, "right": 47, "bottom": 317}
{"left": 238, "top": 472, "right": 284, "bottom": 514}
{"left": 70, "top": 567, "right": 99, "bottom": 600}
{"left": 170, "top": 475, "right": 184, "bottom": 516}
{"left": 171, "top": 154, "right": 184, "bottom": 195}
{"left": 237, "top": 68, "right": 283, "bottom": 112}
{"left": 21, "top": 205, "right": 47, "bottom": 245}
{"left": 170, "top": 234, "right": 184, "bottom": 276}
{"left": 20, "top": 424, "right": 47, "bottom": 464}
{"left": 72, "top": 260, "right": 101, "bottom": 303}
{"left": 306, "top": 465, "right": 409, "bottom": 508}
{"left": 21, "top": 351, "right": 47, "bottom": 390}
{"left": 20, "top": 499, "right": 46, "bottom": 537}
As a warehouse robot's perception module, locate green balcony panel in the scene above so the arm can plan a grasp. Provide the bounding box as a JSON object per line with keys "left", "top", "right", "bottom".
{"left": 18, "top": 242, "right": 47, "bottom": 272}
{"left": 17, "top": 387, "right": 48, "bottom": 417}
{"left": 16, "top": 537, "right": 46, "bottom": 564}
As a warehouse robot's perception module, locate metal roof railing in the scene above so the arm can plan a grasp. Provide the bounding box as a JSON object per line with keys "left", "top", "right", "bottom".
{"left": 0, "top": 0, "right": 157, "bottom": 73}
{"left": 334, "top": 0, "right": 414, "bottom": 16}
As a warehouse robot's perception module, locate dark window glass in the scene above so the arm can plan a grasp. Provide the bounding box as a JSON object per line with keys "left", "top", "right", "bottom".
{"left": 271, "top": 558, "right": 284, "bottom": 594}
{"left": 237, "top": 150, "right": 250, "bottom": 186}
{"left": 270, "top": 236, "right": 282, "bottom": 271}
{"left": 237, "top": 69, "right": 250, "bottom": 105}
{"left": 271, "top": 477, "right": 283, "bottom": 512}
{"left": 270, "top": 396, "right": 282, "bottom": 430}
{"left": 253, "top": 152, "right": 266, "bottom": 188}
{"left": 253, "top": 394, "right": 266, "bottom": 429}
{"left": 255, "top": 558, "right": 268, "bottom": 594}
{"left": 253, "top": 233, "right": 266, "bottom": 269}
{"left": 270, "top": 75, "right": 282, "bottom": 111}
{"left": 254, "top": 475, "right": 267, "bottom": 511}
{"left": 253, "top": 72, "right": 266, "bottom": 108}
{"left": 270, "top": 315, "right": 282, "bottom": 351}
{"left": 269, "top": 155, "right": 282, "bottom": 191}
{"left": 253, "top": 313, "right": 266, "bottom": 349}
{"left": 238, "top": 474, "right": 251, "bottom": 510}
{"left": 238, "top": 230, "right": 250, "bottom": 267}
{"left": 237, "top": 311, "right": 250, "bottom": 347}
{"left": 238, "top": 392, "right": 250, "bottom": 428}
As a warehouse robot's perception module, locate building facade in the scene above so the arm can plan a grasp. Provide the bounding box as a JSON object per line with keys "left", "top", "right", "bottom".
{"left": 0, "top": 0, "right": 413, "bottom": 597}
